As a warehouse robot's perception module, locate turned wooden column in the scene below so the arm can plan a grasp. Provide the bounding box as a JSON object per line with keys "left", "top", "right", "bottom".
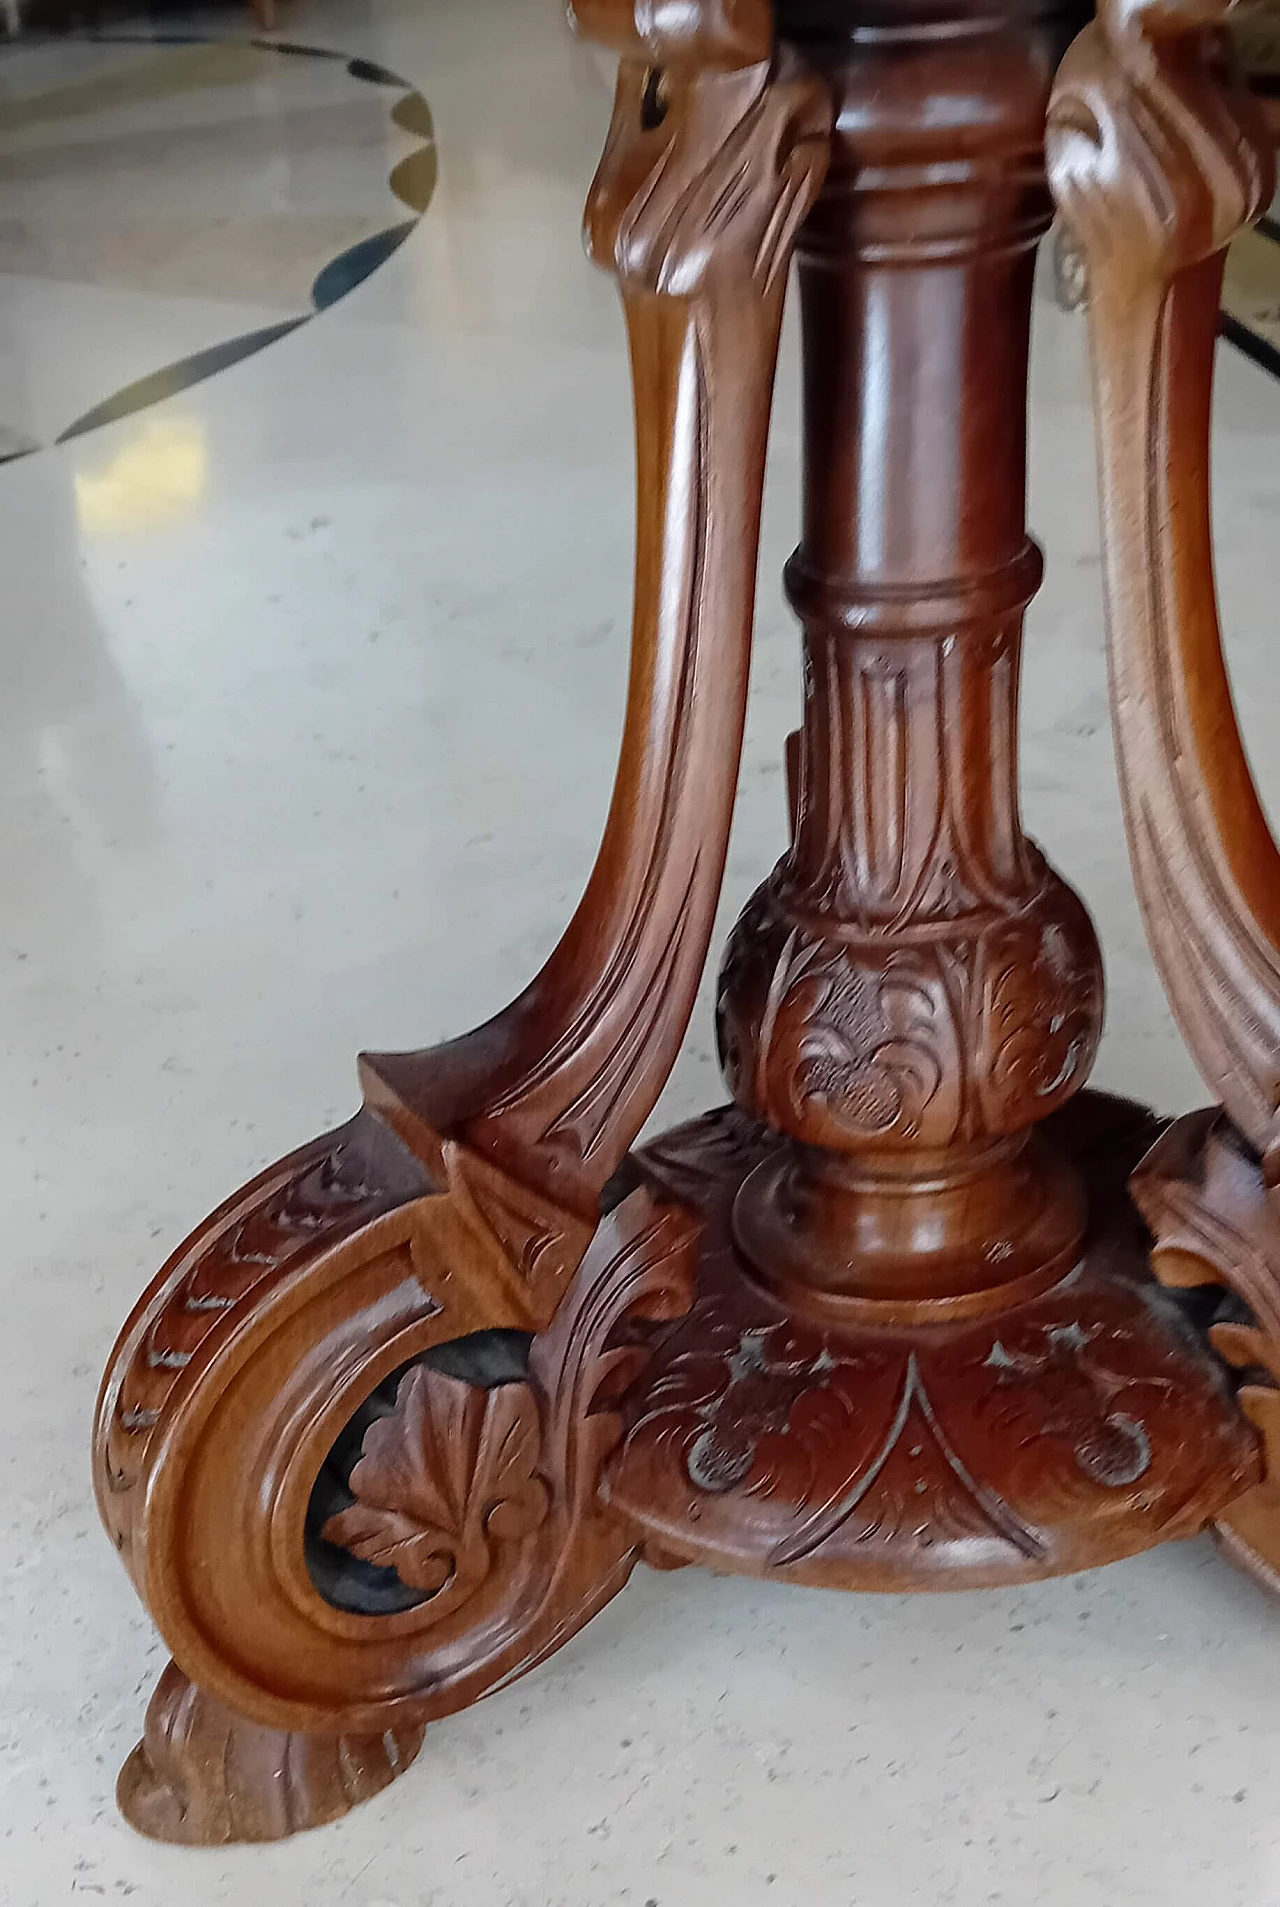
{"left": 718, "top": 0, "right": 1103, "bottom": 1314}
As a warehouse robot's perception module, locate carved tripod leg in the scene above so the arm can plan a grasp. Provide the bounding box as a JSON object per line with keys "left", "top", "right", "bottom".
{"left": 1047, "top": 2, "right": 1280, "bottom": 1585}
{"left": 93, "top": 5, "right": 831, "bottom": 1847}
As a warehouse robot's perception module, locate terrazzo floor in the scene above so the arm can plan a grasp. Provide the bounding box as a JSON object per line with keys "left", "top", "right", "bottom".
{"left": 1, "top": 3, "right": 1280, "bottom": 1904}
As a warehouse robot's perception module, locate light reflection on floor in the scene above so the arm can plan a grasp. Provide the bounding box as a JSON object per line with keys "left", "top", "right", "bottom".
{"left": 0, "top": 5, "right": 1279, "bottom": 1907}
{"left": 0, "top": 29, "right": 434, "bottom": 448}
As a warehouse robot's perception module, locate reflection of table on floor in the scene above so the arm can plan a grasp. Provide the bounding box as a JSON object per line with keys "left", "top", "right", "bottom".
{"left": 91, "top": 0, "right": 1280, "bottom": 1849}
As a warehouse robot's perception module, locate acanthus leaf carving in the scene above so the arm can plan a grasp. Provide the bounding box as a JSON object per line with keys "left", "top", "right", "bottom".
{"left": 430, "top": 1139, "right": 595, "bottom": 1325}
{"left": 529, "top": 1191, "right": 701, "bottom": 1525}
{"left": 602, "top": 1101, "right": 1261, "bottom": 1586}
{"left": 717, "top": 876, "right": 1102, "bottom": 1153}
{"left": 316, "top": 1179, "right": 699, "bottom": 1640}
{"left": 783, "top": 949, "right": 954, "bottom": 1145}
{"left": 323, "top": 1367, "right": 550, "bottom": 1599}
{"left": 96, "top": 1119, "right": 428, "bottom": 1575}
{"left": 95, "top": 32, "right": 827, "bottom": 1830}
{"left": 91, "top": 0, "right": 1280, "bottom": 1850}
{"left": 978, "top": 887, "right": 1105, "bottom": 1122}
{"left": 1132, "top": 1109, "right": 1280, "bottom": 1593}
{"left": 1049, "top": 0, "right": 1269, "bottom": 289}
{"left": 983, "top": 1322, "right": 1166, "bottom": 1490}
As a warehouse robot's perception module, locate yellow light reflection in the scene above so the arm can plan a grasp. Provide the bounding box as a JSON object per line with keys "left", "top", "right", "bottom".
{"left": 75, "top": 417, "right": 208, "bottom": 535}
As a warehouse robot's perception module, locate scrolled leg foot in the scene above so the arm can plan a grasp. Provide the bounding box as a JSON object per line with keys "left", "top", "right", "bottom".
{"left": 118, "top": 1662, "right": 425, "bottom": 1848}
{"left": 94, "top": 1108, "right": 697, "bottom": 1840}
{"left": 93, "top": 4, "right": 830, "bottom": 1843}
{"left": 1134, "top": 1111, "right": 1280, "bottom": 1597}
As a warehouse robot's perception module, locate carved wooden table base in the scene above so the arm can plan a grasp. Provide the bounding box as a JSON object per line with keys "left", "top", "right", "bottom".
{"left": 92, "top": 0, "right": 1280, "bottom": 1847}
{"left": 607, "top": 1097, "right": 1259, "bottom": 1587}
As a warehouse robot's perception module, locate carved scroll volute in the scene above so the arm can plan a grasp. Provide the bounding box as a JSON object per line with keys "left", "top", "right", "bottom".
{"left": 1047, "top": 1, "right": 1280, "bottom": 1167}
{"left": 584, "top": 47, "right": 828, "bottom": 311}
{"left": 1051, "top": 0, "right": 1267, "bottom": 284}
{"left": 363, "top": 29, "right": 831, "bottom": 1219}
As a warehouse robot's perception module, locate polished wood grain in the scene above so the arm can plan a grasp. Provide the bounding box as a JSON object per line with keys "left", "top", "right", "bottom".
{"left": 608, "top": 1095, "right": 1259, "bottom": 1586}
{"left": 94, "top": 0, "right": 831, "bottom": 1842}
{"left": 1049, "top": 0, "right": 1277, "bottom": 1164}
{"left": 361, "top": 30, "right": 829, "bottom": 1220}
{"left": 91, "top": 0, "right": 1280, "bottom": 1848}
{"left": 717, "top": 0, "right": 1104, "bottom": 1317}
{"left": 1047, "top": 0, "right": 1280, "bottom": 1601}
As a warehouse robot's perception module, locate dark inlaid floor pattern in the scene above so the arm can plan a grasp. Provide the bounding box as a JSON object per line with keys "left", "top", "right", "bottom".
{"left": 0, "top": 31, "right": 436, "bottom": 458}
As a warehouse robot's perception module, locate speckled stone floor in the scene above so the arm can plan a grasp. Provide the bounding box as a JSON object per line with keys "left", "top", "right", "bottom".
{"left": 2, "top": 4, "right": 1280, "bottom": 1904}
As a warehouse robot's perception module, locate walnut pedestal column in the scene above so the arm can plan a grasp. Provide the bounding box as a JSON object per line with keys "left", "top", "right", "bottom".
{"left": 90, "top": 0, "right": 1280, "bottom": 1850}
{"left": 717, "top": 11, "right": 1104, "bottom": 1317}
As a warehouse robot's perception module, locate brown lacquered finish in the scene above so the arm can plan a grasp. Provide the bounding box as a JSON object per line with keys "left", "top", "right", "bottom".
{"left": 1047, "top": 0, "right": 1280, "bottom": 1597}
{"left": 717, "top": 0, "right": 1104, "bottom": 1310}
{"left": 90, "top": 0, "right": 1280, "bottom": 1848}
{"left": 607, "top": 1096, "right": 1258, "bottom": 1586}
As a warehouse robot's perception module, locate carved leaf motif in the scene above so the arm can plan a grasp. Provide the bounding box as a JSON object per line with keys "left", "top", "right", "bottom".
{"left": 768, "top": 946, "right": 957, "bottom": 1146}
{"left": 529, "top": 1190, "right": 700, "bottom": 1526}
{"left": 441, "top": 1141, "right": 592, "bottom": 1318}
{"left": 794, "top": 965, "right": 944, "bottom": 1138}
{"left": 981, "top": 900, "right": 1104, "bottom": 1126}
{"left": 324, "top": 1367, "right": 550, "bottom": 1596}
{"left": 324, "top": 1503, "right": 449, "bottom": 1587}
{"left": 633, "top": 1105, "right": 775, "bottom": 1212}
{"left": 983, "top": 1323, "right": 1164, "bottom": 1491}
